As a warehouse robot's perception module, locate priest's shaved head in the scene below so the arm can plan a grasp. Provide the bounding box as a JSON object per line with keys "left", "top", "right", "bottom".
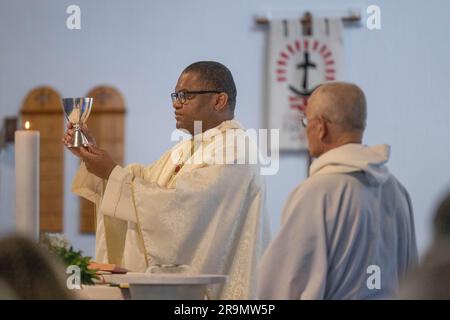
{"left": 305, "top": 82, "right": 367, "bottom": 157}
{"left": 183, "top": 61, "right": 237, "bottom": 111}
{"left": 173, "top": 61, "right": 237, "bottom": 135}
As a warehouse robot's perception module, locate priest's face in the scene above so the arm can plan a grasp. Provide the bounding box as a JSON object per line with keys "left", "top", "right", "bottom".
{"left": 172, "top": 72, "right": 218, "bottom": 135}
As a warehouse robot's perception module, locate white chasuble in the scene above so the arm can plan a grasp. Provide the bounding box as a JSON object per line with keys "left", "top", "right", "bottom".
{"left": 72, "top": 120, "right": 270, "bottom": 299}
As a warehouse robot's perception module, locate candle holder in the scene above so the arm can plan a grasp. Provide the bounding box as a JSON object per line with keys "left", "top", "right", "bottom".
{"left": 62, "top": 97, "right": 93, "bottom": 147}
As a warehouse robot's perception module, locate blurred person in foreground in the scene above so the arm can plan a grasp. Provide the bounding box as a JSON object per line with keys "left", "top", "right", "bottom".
{"left": 0, "top": 235, "right": 72, "bottom": 299}
{"left": 398, "top": 192, "right": 450, "bottom": 299}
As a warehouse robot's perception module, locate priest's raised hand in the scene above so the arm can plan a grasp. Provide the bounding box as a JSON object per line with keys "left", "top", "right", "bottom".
{"left": 61, "top": 122, "right": 96, "bottom": 156}
{"left": 62, "top": 122, "right": 117, "bottom": 179}
{"left": 77, "top": 145, "right": 118, "bottom": 180}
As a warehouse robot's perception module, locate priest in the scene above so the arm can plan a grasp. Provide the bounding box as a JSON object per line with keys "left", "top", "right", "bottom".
{"left": 63, "top": 61, "right": 270, "bottom": 299}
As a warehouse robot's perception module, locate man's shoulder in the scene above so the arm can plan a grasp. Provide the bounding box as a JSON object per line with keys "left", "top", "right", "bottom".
{"left": 301, "top": 171, "right": 411, "bottom": 201}
{"left": 302, "top": 172, "right": 362, "bottom": 191}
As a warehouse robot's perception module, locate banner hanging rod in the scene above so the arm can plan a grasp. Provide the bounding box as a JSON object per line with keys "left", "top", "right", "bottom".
{"left": 255, "top": 11, "right": 361, "bottom": 25}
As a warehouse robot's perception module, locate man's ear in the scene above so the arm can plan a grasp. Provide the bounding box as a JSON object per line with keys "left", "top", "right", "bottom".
{"left": 214, "top": 93, "right": 229, "bottom": 112}
{"left": 319, "top": 117, "right": 328, "bottom": 141}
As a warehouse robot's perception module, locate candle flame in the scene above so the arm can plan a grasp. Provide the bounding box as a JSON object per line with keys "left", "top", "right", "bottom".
{"left": 24, "top": 121, "right": 30, "bottom": 130}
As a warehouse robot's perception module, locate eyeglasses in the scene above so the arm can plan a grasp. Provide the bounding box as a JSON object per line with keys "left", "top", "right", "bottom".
{"left": 300, "top": 115, "right": 331, "bottom": 128}
{"left": 170, "top": 90, "right": 222, "bottom": 104}
{"left": 300, "top": 115, "right": 309, "bottom": 128}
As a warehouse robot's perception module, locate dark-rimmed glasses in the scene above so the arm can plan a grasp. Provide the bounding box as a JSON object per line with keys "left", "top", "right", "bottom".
{"left": 171, "top": 90, "right": 222, "bottom": 104}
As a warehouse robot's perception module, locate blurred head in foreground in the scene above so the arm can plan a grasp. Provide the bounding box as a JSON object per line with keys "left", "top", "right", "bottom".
{"left": 0, "top": 235, "right": 72, "bottom": 300}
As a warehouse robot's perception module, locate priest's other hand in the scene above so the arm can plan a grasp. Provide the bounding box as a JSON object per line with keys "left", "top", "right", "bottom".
{"left": 78, "top": 145, "right": 118, "bottom": 180}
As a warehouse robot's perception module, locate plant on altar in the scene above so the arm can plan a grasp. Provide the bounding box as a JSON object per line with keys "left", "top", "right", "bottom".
{"left": 40, "top": 233, "right": 99, "bottom": 285}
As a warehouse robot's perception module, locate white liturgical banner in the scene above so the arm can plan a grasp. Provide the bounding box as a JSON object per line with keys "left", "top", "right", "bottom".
{"left": 268, "top": 17, "right": 344, "bottom": 150}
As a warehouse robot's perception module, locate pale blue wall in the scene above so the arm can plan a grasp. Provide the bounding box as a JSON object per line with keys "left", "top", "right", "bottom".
{"left": 1, "top": 0, "right": 449, "bottom": 257}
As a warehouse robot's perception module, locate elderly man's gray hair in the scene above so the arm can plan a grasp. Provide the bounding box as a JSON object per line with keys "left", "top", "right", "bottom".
{"left": 312, "top": 82, "right": 367, "bottom": 132}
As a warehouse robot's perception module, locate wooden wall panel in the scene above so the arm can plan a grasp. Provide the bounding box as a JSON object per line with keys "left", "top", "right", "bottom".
{"left": 80, "top": 86, "right": 126, "bottom": 233}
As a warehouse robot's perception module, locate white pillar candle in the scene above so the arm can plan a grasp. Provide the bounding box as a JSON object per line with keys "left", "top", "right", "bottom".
{"left": 15, "top": 121, "right": 40, "bottom": 242}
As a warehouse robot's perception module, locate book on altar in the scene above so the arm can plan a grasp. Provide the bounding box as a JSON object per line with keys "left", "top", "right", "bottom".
{"left": 88, "top": 262, "right": 128, "bottom": 274}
